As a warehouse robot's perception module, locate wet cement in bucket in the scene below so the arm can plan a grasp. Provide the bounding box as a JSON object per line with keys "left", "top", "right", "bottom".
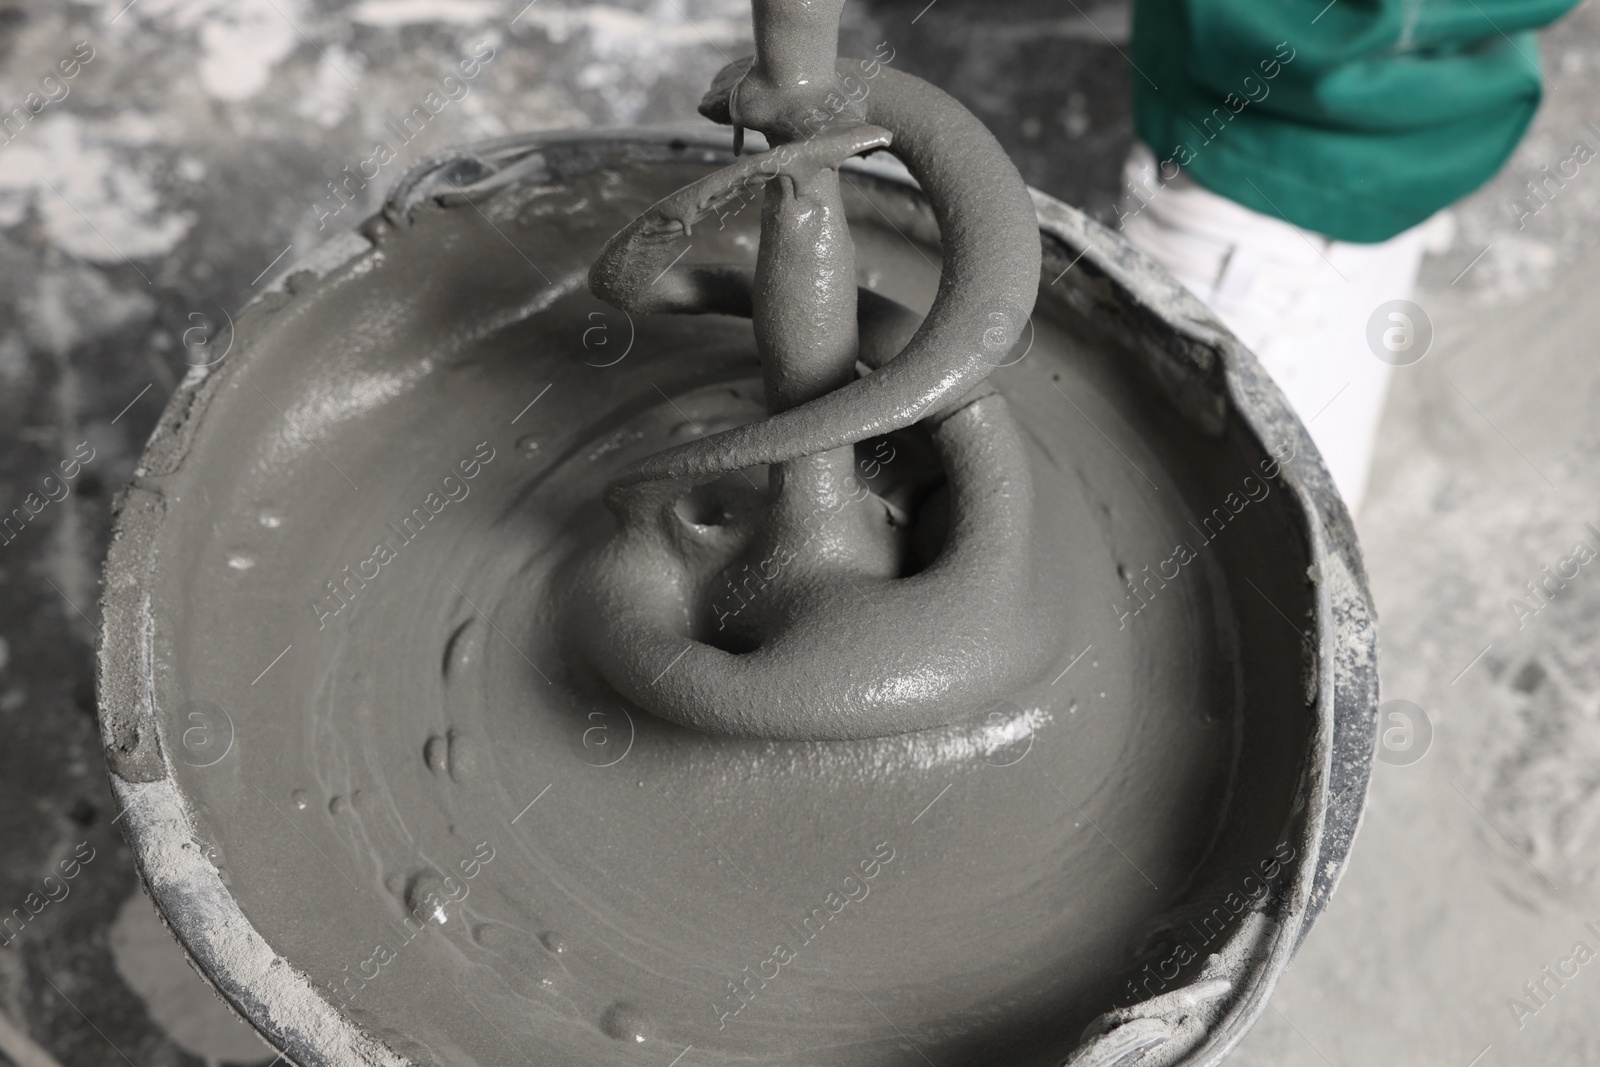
{"left": 109, "top": 136, "right": 1327, "bottom": 1067}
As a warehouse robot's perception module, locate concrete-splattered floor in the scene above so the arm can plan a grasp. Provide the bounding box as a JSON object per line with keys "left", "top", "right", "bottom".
{"left": 0, "top": 0, "right": 1595, "bottom": 1065}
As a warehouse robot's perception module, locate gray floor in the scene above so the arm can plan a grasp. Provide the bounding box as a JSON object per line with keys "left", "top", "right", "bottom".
{"left": 0, "top": 1, "right": 1596, "bottom": 1064}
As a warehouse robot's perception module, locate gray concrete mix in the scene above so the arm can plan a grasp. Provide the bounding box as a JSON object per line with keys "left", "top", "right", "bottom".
{"left": 0, "top": 0, "right": 1595, "bottom": 1064}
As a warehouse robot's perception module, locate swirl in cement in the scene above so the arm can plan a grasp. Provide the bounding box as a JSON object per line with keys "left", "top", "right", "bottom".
{"left": 567, "top": 0, "right": 1062, "bottom": 740}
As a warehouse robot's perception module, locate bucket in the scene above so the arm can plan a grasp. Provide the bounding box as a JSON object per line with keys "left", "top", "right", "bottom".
{"left": 98, "top": 128, "right": 1377, "bottom": 1067}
